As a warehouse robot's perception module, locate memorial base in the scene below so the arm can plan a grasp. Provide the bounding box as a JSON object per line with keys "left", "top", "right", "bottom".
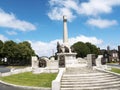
{"left": 57, "top": 53, "right": 77, "bottom": 68}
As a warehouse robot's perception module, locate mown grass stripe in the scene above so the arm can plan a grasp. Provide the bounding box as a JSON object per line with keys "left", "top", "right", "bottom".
{"left": 0, "top": 72, "right": 57, "bottom": 87}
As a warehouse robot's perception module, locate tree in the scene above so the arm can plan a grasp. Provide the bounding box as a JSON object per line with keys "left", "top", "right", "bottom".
{"left": 17, "top": 41, "right": 35, "bottom": 65}
{"left": 86, "top": 42, "right": 100, "bottom": 56}
{"left": 0, "top": 40, "right": 4, "bottom": 57}
{"left": 71, "top": 42, "right": 90, "bottom": 58}
{"left": 0, "top": 40, "right": 3, "bottom": 50}
{"left": 0, "top": 40, "right": 4, "bottom": 64}
{"left": 1, "top": 40, "right": 36, "bottom": 66}
{"left": 2, "top": 40, "right": 18, "bottom": 65}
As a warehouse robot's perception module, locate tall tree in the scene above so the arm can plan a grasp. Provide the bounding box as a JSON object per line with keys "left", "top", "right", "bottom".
{"left": 0, "top": 40, "right": 36, "bottom": 65}
{"left": 18, "top": 41, "right": 35, "bottom": 65}
{"left": 86, "top": 42, "right": 100, "bottom": 55}
{"left": 0, "top": 40, "right": 3, "bottom": 51}
{"left": 0, "top": 40, "right": 3, "bottom": 57}
{"left": 2, "top": 40, "right": 18, "bottom": 65}
{"left": 71, "top": 42, "right": 90, "bottom": 58}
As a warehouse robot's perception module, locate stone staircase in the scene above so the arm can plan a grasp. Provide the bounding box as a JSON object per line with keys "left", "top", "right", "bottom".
{"left": 61, "top": 67, "right": 120, "bottom": 90}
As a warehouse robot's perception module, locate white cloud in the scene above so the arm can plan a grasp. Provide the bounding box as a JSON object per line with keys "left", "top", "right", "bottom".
{"left": 0, "top": 34, "right": 8, "bottom": 42}
{"left": 48, "top": 0, "right": 78, "bottom": 21}
{"left": 78, "top": 0, "right": 111, "bottom": 16}
{"left": 48, "top": 7, "right": 76, "bottom": 22}
{"left": 6, "top": 30, "right": 17, "bottom": 35}
{"left": 48, "top": 0, "right": 120, "bottom": 21}
{"left": 78, "top": 0, "right": 120, "bottom": 16}
{"left": 30, "top": 35, "right": 103, "bottom": 57}
{"left": 87, "top": 18, "right": 118, "bottom": 28}
{"left": 69, "top": 35, "right": 103, "bottom": 45}
{"left": 0, "top": 9, "right": 36, "bottom": 31}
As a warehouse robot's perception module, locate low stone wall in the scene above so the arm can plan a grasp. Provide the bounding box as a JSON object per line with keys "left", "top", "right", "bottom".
{"left": 32, "top": 60, "right": 59, "bottom": 74}
{"left": 0, "top": 67, "right": 32, "bottom": 77}
{"left": 32, "top": 67, "right": 59, "bottom": 74}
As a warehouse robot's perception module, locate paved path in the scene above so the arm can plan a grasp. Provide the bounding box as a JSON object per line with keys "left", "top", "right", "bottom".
{"left": 107, "top": 63, "right": 120, "bottom": 69}
{"left": 0, "top": 66, "right": 10, "bottom": 73}
{"left": 0, "top": 82, "right": 28, "bottom": 90}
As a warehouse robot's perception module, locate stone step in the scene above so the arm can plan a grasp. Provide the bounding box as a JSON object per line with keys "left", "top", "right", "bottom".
{"left": 63, "top": 72, "right": 112, "bottom": 76}
{"left": 62, "top": 77, "right": 119, "bottom": 81}
{"left": 61, "top": 80, "right": 120, "bottom": 86}
{"left": 62, "top": 76, "right": 118, "bottom": 80}
{"left": 62, "top": 74, "right": 118, "bottom": 78}
{"left": 65, "top": 71, "right": 100, "bottom": 74}
{"left": 62, "top": 75, "right": 119, "bottom": 79}
{"left": 61, "top": 77, "right": 120, "bottom": 82}
{"left": 61, "top": 84, "right": 120, "bottom": 89}
{"left": 61, "top": 86, "right": 120, "bottom": 89}
{"left": 61, "top": 68, "right": 120, "bottom": 90}
{"left": 61, "top": 79, "right": 120, "bottom": 84}
{"left": 66, "top": 67, "right": 93, "bottom": 70}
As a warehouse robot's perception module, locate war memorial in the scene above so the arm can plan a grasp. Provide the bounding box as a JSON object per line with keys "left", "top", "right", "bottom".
{"left": 31, "top": 16, "right": 120, "bottom": 90}
{"left": 0, "top": 16, "right": 120, "bottom": 90}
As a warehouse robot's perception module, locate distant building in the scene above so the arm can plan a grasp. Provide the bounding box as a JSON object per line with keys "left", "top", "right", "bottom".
{"left": 100, "top": 46, "right": 119, "bottom": 63}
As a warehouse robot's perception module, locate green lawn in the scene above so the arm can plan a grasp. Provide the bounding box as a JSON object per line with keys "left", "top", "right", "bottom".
{"left": 111, "top": 68, "right": 120, "bottom": 74}
{"left": 0, "top": 72, "right": 57, "bottom": 87}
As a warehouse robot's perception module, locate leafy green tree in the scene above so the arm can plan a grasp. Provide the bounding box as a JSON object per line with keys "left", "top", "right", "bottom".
{"left": 0, "top": 40, "right": 4, "bottom": 64}
{"left": 86, "top": 42, "right": 100, "bottom": 55}
{"left": 17, "top": 41, "right": 35, "bottom": 65}
{"left": 2, "top": 40, "right": 18, "bottom": 65}
{"left": 1, "top": 40, "right": 35, "bottom": 66}
{"left": 0, "top": 40, "right": 3, "bottom": 50}
{"left": 0, "top": 40, "right": 3, "bottom": 56}
{"left": 71, "top": 42, "right": 90, "bottom": 58}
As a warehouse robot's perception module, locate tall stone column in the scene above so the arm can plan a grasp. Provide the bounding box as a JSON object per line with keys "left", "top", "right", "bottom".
{"left": 57, "top": 16, "right": 77, "bottom": 68}
{"left": 63, "top": 16, "right": 68, "bottom": 46}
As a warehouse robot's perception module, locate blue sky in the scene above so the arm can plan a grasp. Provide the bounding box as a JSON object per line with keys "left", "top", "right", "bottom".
{"left": 0, "top": 0, "right": 120, "bottom": 56}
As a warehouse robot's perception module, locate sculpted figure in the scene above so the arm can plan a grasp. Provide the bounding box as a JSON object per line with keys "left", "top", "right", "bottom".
{"left": 57, "top": 42, "right": 62, "bottom": 53}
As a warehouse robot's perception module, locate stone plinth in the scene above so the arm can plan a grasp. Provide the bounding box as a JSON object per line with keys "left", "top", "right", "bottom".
{"left": 57, "top": 53, "right": 77, "bottom": 68}
{"left": 31, "top": 56, "right": 39, "bottom": 69}
{"left": 87, "top": 54, "right": 96, "bottom": 69}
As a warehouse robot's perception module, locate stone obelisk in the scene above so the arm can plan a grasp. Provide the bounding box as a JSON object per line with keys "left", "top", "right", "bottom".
{"left": 63, "top": 16, "right": 68, "bottom": 46}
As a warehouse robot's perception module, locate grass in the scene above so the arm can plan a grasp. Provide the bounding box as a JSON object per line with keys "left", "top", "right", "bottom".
{"left": 0, "top": 72, "right": 57, "bottom": 87}
{"left": 111, "top": 68, "right": 120, "bottom": 74}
